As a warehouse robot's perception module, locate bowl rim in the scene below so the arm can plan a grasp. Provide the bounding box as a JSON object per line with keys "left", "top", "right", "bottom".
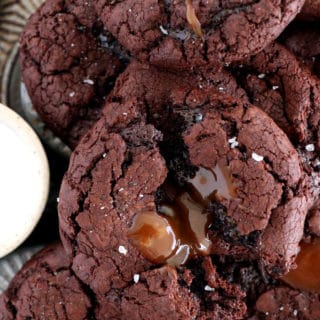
{"left": 0, "top": 103, "right": 50, "bottom": 258}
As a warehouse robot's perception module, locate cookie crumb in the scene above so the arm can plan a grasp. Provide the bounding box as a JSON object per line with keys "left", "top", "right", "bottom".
{"left": 305, "top": 144, "right": 315, "bottom": 152}
{"left": 118, "top": 246, "right": 128, "bottom": 255}
{"left": 159, "top": 25, "right": 169, "bottom": 35}
{"left": 204, "top": 285, "right": 215, "bottom": 292}
{"left": 133, "top": 274, "right": 140, "bottom": 283}
{"left": 83, "top": 79, "right": 94, "bottom": 85}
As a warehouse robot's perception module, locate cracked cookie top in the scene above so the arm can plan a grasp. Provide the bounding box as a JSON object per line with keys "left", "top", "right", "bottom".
{"left": 58, "top": 89, "right": 307, "bottom": 316}
{"left": 20, "top": 0, "right": 124, "bottom": 148}
{"left": 0, "top": 244, "right": 92, "bottom": 320}
{"left": 92, "top": 0, "right": 304, "bottom": 70}
{"left": 252, "top": 286, "right": 320, "bottom": 319}
{"left": 107, "top": 60, "right": 249, "bottom": 107}
{"left": 231, "top": 43, "right": 320, "bottom": 182}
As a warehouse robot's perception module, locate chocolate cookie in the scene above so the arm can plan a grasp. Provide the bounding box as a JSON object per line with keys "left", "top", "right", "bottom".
{"left": 107, "top": 60, "right": 248, "bottom": 108}
{"left": 20, "top": 0, "right": 124, "bottom": 148}
{"left": 231, "top": 42, "right": 320, "bottom": 157}
{"left": 59, "top": 88, "right": 307, "bottom": 317}
{"left": 0, "top": 244, "right": 92, "bottom": 320}
{"left": 93, "top": 0, "right": 304, "bottom": 70}
{"left": 298, "top": 0, "right": 320, "bottom": 21}
{"left": 59, "top": 99, "right": 249, "bottom": 318}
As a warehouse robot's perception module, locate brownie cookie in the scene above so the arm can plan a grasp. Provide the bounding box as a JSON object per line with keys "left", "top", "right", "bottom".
{"left": 0, "top": 244, "right": 92, "bottom": 320}
{"left": 298, "top": 0, "right": 320, "bottom": 21}
{"left": 59, "top": 88, "right": 307, "bottom": 315}
{"left": 93, "top": 0, "right": 304, "bottom": 70}
{"left": 231, "top": 43, "right": 320, "bottom": 160}
{"left": 59, "top": 100, "right": 248, "bottom": 318}
{"left": 107, "top": 60, "right": 248, "bottom": 108}
{"left": 20, "top": 0, "right": 124, "bottom": 148}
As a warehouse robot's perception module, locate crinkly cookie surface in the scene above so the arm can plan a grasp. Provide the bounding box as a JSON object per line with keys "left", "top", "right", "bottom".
{"left": 58, "top": 89, "right": 308, "bottom": 320}
{"left": 20, "top": 0, "right": 124, "bottom": 148}
{"left": 93, "top": 0, "right": 304, "bottom": 70}
{"left": 0, "top": 244, "right": 92, "bottom": 320}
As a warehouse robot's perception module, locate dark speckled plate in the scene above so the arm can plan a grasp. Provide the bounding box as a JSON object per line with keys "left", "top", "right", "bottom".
{"left": 0, "top": 0, "right": 69, "bottom": 289}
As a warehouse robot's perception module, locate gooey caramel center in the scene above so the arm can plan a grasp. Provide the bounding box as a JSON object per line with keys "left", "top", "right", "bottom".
{"left": 282, "top": 240, "right": 320, "bottom": 293}
{"left": 128, "top": 164, "right": 236, "bottom": 266}
{"left": 186, "top": 0, "right": 203, "bottom": 38}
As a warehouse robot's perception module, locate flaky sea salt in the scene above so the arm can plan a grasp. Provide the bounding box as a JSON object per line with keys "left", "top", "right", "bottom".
{"left": 83, "top": 79, "right": 94, "bottom": 85}
{"left": 305, "top": 144, "right": 315, "bottom": 152}
{"left": 69, "top": 91, "right": 75, "bottom": 97}
{"left": 118, "top": 246, "right": 127, "bottom": 255}
{"left": 252, "top": 152, "right": 264, "bottom": 162}
{"left": 159, "top": 25, "right": 169, "bottom": 35}
{"left": 258, "top": 73, "right": 266, "bottom": 79}
{"left": 133, "top": 274, "right": 140, "bottom": 283}
{"left": 228, "top": 137, "right": 239, "bottom": 149}
{"left": 204, "top": 285, "right": 215, "bottom": 292}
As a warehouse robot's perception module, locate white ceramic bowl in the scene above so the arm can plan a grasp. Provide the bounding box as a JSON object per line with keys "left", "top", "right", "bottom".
{"left": 0, "top": 103, "right": 49, "bottom": 258}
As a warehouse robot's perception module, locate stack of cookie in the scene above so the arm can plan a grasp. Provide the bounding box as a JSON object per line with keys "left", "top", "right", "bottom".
{"left": 1, "top": 0, "right": 320, "bottom": 319}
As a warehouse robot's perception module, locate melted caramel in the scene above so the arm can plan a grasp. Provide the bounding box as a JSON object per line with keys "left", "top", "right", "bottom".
{"left": 127, "top": 212, "right": 177, "bottom": 263}
{"left": 282, "top": 240, "right": 320, "bottom": 293}
{"left": 186, "top": 0, "right": 203, "bottom": 38}
{"left": 128, "top": 164, "right": 237, "bottom": 266}
{"left": 188, "top": 166, "right": 237, "bottom": 204}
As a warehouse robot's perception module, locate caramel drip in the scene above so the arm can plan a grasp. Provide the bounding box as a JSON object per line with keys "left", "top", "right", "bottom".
{"left": 186, "top": 0, "right": 204, "bottom": 38}
{"left": 128, "top": 164, "right": 237, "bottom": 266}
{"left": 127, "top": 211, "right": 177, "bottom": 264}
{"left": 282, "top": 239, "right": 320, "bottom": 293}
